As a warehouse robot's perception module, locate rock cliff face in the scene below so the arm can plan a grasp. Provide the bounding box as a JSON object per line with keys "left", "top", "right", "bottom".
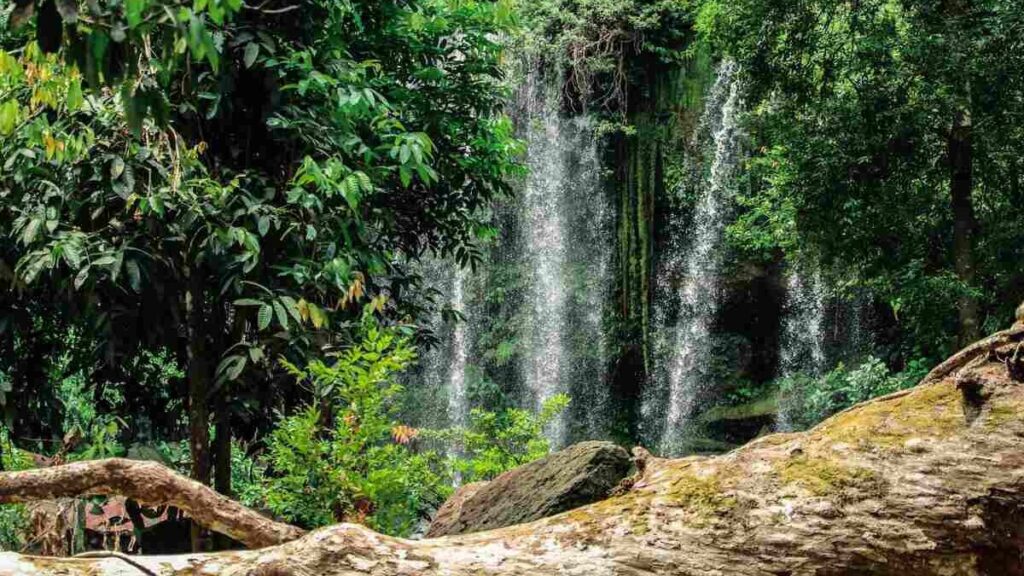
{"left": 427, "top": 441, "right": 632, "bottom": 537}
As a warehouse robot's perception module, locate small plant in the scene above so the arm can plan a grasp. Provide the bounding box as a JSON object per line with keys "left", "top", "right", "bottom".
{"left": 778, "top": 357, "right": 928, "bottom": 430}
{"left": 0, "top": 427, "right": 32, "bottom": 551}
{"left": 259, "top": 316, "right": 448, "bottom": 537}
{"left": 431, "top": 393, "right": 571, "bottom": 483}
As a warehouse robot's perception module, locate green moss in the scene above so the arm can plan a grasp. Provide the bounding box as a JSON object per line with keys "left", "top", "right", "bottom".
{"left": 816, "top": 382, "right": 964, "bottom": 448}
{"left": 666, "top": 473, "right": 737, "bottom": 516}
{"left": 986, "top": 402, "right": 1024, "bottom": 428}
{"left": 700, "top": 395, "right": 779, "bottom": 423}
{"left": 777, "top": 456, "right": 882, "bottom": 497}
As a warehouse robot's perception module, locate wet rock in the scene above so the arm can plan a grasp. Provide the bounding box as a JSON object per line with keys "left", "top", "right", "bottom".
{"left": 426, "top": 441, "right": 631, "bottom": 537}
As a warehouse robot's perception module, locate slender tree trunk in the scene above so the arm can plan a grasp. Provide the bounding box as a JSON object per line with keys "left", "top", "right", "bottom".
{"left": 185, "top": 268, "right": 212, "bottom": 552}
{"left": 212, "top": 302, "right": 232, "bottom": 500}
{"left": 949, "top": 108, "right": 980, "bottom": 346}
{"left": 212, "top": 302, "right": 234, "bottom": 550}
{"left": 213, "top": 388, "right": 231, "bottom": 497}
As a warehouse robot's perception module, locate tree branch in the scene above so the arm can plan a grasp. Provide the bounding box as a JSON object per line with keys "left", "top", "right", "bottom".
{"left": 0, "top": 458, "right": 304, "bottom": 549}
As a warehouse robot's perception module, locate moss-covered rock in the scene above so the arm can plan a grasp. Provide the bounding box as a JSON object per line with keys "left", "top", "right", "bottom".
{"left": 426, "top": 441, "right": 632, "bottom": 537}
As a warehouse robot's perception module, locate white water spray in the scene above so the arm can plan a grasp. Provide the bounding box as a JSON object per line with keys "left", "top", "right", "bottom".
{"left": 447, "top": 269, "right": 469, "bottom": 429}
{"left": 517, "top": 67, "right": 609, "bottom": 446}
{"left": 652, "top": 62, "right": 744, "bottom": 455}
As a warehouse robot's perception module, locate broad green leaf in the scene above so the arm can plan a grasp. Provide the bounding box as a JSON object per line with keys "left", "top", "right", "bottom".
{"left": 279, "top": 295, "right": 302, "bottom": 323}
{"left": 257, "top": 304, "right": 272, "bottom": 330}
{"left": 0, "top": 101, "right": 21, "bottom": 135}
{"left": 125, "top": 0, "right": 147, "bottom": 27}
{"left": 110, "top": 157, "right": 125, "bottom": 180}
{"left": 125, "top": 259, "right": 141, "bottom": 292}
{"left": 21, "top": 218, "right": 41, "bottom": 245}
{"left": 273, "top": 300, "right": 289, "bottom": 330}
{"left": 66, "top": 77, "right": 84, "bottom": 111}
{"left": 73, "top": 266, "right": 90, "bottom": 289}
{"left": 234, "top": 298, "right": 264, "bottom": 307}
{"left": 243, "top": 42, "right": 259, "bottom": 68}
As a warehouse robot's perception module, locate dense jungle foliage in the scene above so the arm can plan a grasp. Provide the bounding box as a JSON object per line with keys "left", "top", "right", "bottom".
{"left": 0, "top": 0, "right": 1022, "bottom": 556}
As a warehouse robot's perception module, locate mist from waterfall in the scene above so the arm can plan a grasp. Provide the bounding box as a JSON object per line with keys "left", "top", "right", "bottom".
{"left": 646, "top": 61, "right": 743, "bottom": 455}
{"left": 409, "top": 261, "right": 472, "bottom": 433}
{"left": 516, "top": 67, "right": 610, "bottom": 447}
{"left": 780, "top": 267, "right": 828, "bottom": 377}
{"left": 775, "top": 266, "right": 828, "bottom": 432}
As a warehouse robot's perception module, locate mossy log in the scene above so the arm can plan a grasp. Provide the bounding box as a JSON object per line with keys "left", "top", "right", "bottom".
{"left": 4, "top": 328, "right": 1024, "bottom": 575}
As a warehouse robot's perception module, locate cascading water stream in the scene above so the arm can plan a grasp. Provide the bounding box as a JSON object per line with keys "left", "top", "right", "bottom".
{"left": 775, "top": 266, "right": 828, "bottom": 432}
{"left": 516, "top": 67, "right": 609, "bottom": 447}
{"left": 650, "top": 62, "right": 743, "bottom": 455}
{"left": 780, "top": 267, "right": 828, "bottom": 377}
{"left": 447, "top": 269, "right": 469, "bottom": 430}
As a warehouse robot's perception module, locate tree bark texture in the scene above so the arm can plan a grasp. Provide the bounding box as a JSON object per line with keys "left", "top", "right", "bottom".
{"left": 186, "top": 269, "right": 212, "bottom": 552}
{"left": 949, "top": 108, "right": 980, "bottom": 346}
{"left": 3, "top": 328, "right": 1024, "bottom": 575}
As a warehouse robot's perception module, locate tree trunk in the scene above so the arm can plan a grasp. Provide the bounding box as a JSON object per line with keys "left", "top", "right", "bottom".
{"left": 212, "top": 302, "right": 232, "bottom": 500}
{"left": 213, "top": 396, "right": 231, "bottom": 498}
{"left": 3, "top": 325, "right": 1024, "bottom": 575}
{"left": 185, "top": 269, "right": 212, "bottom": 552}
{"left": 950, "top": 108, "right": 980, "bottom": 346}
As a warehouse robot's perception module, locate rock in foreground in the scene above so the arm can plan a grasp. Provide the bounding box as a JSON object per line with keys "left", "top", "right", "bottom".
{"left": 426, "top": 441, "right": 632, "bottom": 537}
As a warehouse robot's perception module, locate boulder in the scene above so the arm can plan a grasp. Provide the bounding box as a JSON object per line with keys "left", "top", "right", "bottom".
{"left": 426, "top": 441, "right": 632, "bottom": 537}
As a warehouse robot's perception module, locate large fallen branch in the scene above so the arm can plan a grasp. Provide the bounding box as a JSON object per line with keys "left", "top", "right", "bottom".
{"left": 0, "top": 458, "right": 305, "bottom": 548}
{"left": 3, "top": 328, "right": 1024, "bottom": 575}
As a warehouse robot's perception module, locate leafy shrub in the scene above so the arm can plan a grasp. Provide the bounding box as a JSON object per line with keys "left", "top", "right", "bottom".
{"left": 259, "top": 317, "right": 447, "bottom": 536}
{"left": 431, "top": 393, "right": 570, "bottom": 483}
{"left": 0, "top": 427, "right": 33, "bottom": 551}
{"left": 779, "top": 357, "right": 929, "bottom": 430}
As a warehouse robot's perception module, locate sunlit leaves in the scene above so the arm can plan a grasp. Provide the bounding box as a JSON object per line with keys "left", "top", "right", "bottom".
{"left": 124, "top": 0, "right": 148, "bottom": 28}
{"left": 0, "top": 101, "right": 21, "bottom": 135}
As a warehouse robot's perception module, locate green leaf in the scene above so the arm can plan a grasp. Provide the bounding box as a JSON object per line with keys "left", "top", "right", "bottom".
{"left": 66, "top": 77, "right": 83, "bottom": 111}
{"left": 216, "top": 355, "right": 246, "bottom": 382}
{"left": 0, "top": 101, "right": 21, "bottom": 135}
{"left": 110, "top": 157, "right": 125, "bottom": 180}
{"left": 125, "top": 0, "right": 147, "bottom": 28}
{"left": 73, "top": 266, "right": 91, "bottom": 289}
{"left": 243, "top": 42, "right": 259, "bottom": 68}
{"left": 21, "top": 218, "right": 41, "bottom": 245}
{"left": 234, "top": 298, "right": 264, "bottom": 307}
{"left": 279, "top": 295, "right": 302, "bottom": 324}
{"left": 62, "top": 241, "right": 82, "bottom": 269}
{"left": 125, "top": 259, "right": 141, "bottom": 292}
{"left": 247, "top": 346, "right": 264, "bottom": 363}
{"left": 273, "top": 300, "right": 289, "bottom": 330}
{"left": 257, "top": 304, "right": 272, "bottom": 330}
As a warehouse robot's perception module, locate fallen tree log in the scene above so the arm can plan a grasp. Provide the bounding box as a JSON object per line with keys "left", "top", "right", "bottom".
{"left": 0, "top": 458, "right": 304, "bottom": 548}
{"left": 3, "top": 328, "right": 1024, "bottom": 575}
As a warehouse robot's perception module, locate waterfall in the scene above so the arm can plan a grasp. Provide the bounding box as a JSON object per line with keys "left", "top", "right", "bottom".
{"left": 409, "top": 261, "right": 472, "bottom": 432}
{"left": 779, "top": 267, "right": 828, "bottom": 377}
{"left": 648, "top": 61, "right": 743, "bottom": 455}
{"left": 447, "top": 269, "right": 469, "bottom": 429}
{"left": 775, "top": 266, "right": 828, "bottom": 432}
{"left": 516, "top": 67, "right": 610, "bottom": 446}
